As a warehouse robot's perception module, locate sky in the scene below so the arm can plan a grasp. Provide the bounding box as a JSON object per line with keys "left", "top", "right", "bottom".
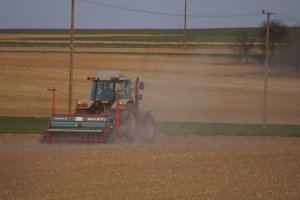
{"left": 0, "top": 0, "right": 300, "bottom": 29}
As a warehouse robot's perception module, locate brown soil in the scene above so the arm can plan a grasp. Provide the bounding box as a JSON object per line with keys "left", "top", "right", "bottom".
{"left": 0, "top": 134, "right": 299, "bottom": 200}
{"left": 1, "top": 33, "right": 300, "bottom": 200}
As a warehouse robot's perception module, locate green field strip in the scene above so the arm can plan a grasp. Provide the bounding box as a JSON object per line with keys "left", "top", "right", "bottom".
{"left": 0, "top": 28, "right": 260, "bottom": 35}
{"left": 1, "top": 116, "right": 299, "bottom": 136}
{"left": 0, "top": 49, "right": 263, "bottom": 59}
{"left": 156, "top": 121, "right": 300, "bottom": 137}
{"left": 0, "top": 116, "right": 48, "bottom": 134}
{"left": 4, "top": 27, "right": 299, "bottom": 43}
{"left": 0, "top": 28, "right": 264, "bottom": 42}
{"left": 14, "top": 35, "right": 183, "bottom": 42}
{"left": 7, "top": 35, "right": 259, "bottom": 43}
{"left": 1, "top": 41, "right": 255, "bottom": 49}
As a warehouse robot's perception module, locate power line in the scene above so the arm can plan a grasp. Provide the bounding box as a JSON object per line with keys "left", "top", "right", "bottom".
{"left": 77, "top": 0, "right": 300, "bottom": 26}
{"left": 78, "top": 0, "right": 183, "bottom": 17}
{"left": 68, "top": 0, "right": 75, "bottom": 114}
{"left": 78, "top": 0, "right": 261, "bottom": 18}
{"left": 188, "top": 13, "right": 261, "bottom": 18}
{"left": 274, "top": 13, "right": 300, "bottom": 23}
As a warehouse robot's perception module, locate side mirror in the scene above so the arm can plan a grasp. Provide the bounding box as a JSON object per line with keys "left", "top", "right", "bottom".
{"left": 139, "top": 81, "right": 144, "bottom": 90}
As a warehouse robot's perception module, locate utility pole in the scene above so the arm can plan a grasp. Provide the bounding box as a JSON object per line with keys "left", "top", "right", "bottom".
{"left": 68, "top": 0, "right": 75, "bottom": 114}
{"left": 183, "top": 0, "right": 187, "bottom": 49}
{"left": 262, "top": 10, "right": 271, "bottom": 127}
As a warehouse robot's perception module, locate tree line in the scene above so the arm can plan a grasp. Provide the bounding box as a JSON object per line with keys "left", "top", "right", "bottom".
{"left": 235, "top": 20, "right": 300, "bottom": 72}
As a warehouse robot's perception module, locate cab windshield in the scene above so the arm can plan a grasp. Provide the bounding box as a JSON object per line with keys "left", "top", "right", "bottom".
{"left": 89, "top": 80, "right": 131, "bottom": 101}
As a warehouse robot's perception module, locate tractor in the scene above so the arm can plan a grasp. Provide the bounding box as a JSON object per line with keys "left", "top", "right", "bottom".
{"left": 41, "top": 71, "right": 155, "bottom": 143}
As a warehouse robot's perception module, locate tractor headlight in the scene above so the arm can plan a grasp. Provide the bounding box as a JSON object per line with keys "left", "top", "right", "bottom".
{"left": 76, "top": 100, "right": 84, "bottom": 107}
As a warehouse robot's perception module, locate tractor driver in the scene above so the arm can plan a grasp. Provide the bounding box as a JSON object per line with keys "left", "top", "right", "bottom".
{"left": 101, "top": 82, "right": 114, "bottom": 101}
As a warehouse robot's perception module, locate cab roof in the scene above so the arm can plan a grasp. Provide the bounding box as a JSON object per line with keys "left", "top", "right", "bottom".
{"left": 89, "top": 71, "right": 132, "bottom": 81}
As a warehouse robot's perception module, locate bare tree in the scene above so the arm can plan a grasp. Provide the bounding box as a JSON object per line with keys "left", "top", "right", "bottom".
{"left": 235, "top": 29, "right": 256, "bottom": 63}
{"left": 271, "top": 26, "right": 300, "bottom": 72}
{"left": 261, "top": 19, "right": 288, "bottom": 57}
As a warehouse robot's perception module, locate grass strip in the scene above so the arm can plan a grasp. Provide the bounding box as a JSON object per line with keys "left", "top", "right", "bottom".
{"left": 0, "top": 41, "right": 263, "bottom": 49}
{"left": 0, "top": 116, "right": 299, "bottom": 137}
{"left": 3, "top": 27, "right": 298, "bottom": 42}
{"left": 0, "top": 28, "right": 263, "bottom": 42}
{"left": 156, "top": 121, "right": 300, "bottom": 137}
{"left": 0, "top": 49, "right": 263, "bottom": 60}
{"left": 0, "top": 116, "right": 48, "bottom": 134}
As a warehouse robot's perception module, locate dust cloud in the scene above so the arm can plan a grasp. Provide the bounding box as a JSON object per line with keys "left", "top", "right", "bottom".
{"left": 140, "top": 56, "right": 265, "bottom": 124}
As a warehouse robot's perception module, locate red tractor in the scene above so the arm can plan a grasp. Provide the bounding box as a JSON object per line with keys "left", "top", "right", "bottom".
{"left": 41, "top": 71, "right": 155, "bottom": 143}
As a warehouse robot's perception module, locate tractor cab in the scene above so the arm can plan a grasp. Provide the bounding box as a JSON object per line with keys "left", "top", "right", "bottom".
{"left": 89, "top": 79, "right": 132, "bottom": 105}
{"left": 75, "top": 71, "right": 136, "bottom": 114}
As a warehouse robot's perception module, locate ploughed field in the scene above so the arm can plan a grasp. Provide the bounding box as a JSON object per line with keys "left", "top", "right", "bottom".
{"left": 0, "top": 134, "right": 300, "bottom": 200}
{"left": 0, "top": 31, "right": 300, "bottom": 124}
{"left": 0, "top": 30, "right": 300, "bottom": 199}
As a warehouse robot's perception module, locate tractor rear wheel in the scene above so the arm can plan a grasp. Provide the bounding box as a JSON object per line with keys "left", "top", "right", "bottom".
{"left": 119, "top": 105, "right": 137, "bottom": 142}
